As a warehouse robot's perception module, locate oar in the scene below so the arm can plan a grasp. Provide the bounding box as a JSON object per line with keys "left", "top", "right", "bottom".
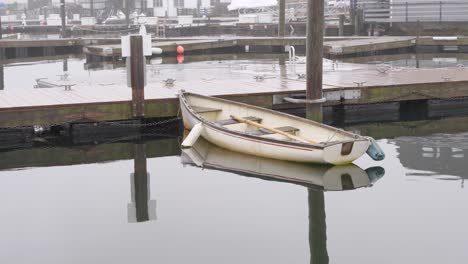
{"left": 230, "top": 115, "right": 318, "bottom": 145}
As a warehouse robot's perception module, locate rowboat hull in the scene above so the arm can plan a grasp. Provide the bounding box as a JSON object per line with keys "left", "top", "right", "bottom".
{"left": 179, "top": 92, "right": 372, "bottom": 165}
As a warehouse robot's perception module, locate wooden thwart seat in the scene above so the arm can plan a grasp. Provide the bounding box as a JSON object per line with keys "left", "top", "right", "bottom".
{"left": 215, "top": 116, "right": 262, "bottom": 126}
{"left": 249, "top": 126, "right": 300, "bottom": 136}
{"left": 192, "top": 106, "right": 222, "bottom": 114}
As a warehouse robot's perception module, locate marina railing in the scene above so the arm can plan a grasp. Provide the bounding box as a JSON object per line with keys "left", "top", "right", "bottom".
{"left": 360, "top": 0, "right": 468, "bottom": 23}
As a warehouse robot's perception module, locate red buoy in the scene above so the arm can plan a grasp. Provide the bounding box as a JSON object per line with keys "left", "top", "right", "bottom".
{"left": 176, "top": 45, "right": 185, "bottom": 54}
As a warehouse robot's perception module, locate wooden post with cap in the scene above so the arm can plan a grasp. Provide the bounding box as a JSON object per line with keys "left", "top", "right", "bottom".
{"left": 60, "top": 0, "right": 66, "bottom": 38}
{"left": 278, "top": 0, "right": 286, "bottom": 37}
{"left": 306, "top": 0, "right": 325, "bottom": 122}
{"left": 130, "top": 35, "right": 145, "bottom": 118}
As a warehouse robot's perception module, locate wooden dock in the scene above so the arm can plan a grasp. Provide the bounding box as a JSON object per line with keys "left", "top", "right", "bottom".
{"left": 3, "top": 36, "right": 468, "bottom": 59}
{"left": 1, "top": 61, "right": 468, "bottom": 128}
{"left": 84, "top": 36, "right": 416, "bottom": 58}
{"left": 324, "top": 37, "right": 415, "bottom": 56}
{"left": 83, "top": 36, "right": 468, "bottom": 58}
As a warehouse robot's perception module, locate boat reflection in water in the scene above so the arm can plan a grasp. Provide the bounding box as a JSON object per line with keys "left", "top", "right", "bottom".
{"left": 181, "top": 138, "right": 385, "bottom": 191}
{"left": 182, "top": 138, "right": 384, "bottom": 264}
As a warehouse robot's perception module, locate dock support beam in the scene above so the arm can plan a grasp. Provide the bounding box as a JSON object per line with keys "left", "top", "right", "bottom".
{"left": 130, "top": 35, "right": 145, "bottom": 118}
{"left": 60, "top": 0, "right": 66, "bottom": 38}
{"left": 306, "top": 0, "right": 324, "bottom": 121}
{"left": 278, "top": 0, "right": 286, "bottom": 37}
{"left": 308, "top": 189, "right": 329, "bottom": 264}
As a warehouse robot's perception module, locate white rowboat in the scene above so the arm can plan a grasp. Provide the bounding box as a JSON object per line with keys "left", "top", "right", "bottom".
{"left": 179, "top": 91, "right": 384, "bottom": 165}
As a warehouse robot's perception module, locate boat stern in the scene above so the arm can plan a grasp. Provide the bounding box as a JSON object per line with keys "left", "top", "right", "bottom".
{"left": 322, "top": 140, "right": 371, "bottom": 165}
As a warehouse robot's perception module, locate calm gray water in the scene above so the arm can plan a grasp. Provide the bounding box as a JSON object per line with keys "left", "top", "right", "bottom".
{"left": 0, "top": 126, "right": 467, "bottom": 264}
{"left": 0, "top": 56, "right": 467, "bottom": 263}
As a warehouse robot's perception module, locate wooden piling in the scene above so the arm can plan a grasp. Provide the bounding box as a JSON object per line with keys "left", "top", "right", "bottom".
{"left": 0, "top": 65, "right": 4, "bottom": 90}
{"left": 125, "top": 0, "right": 130, "bottom": 27}
{"left": 60, "top": 0, "right": 66, "bottom": 38}
{"left": 0, "top": 16, "right": 3, "bottom": 61}
{"left": 90, "top": 0, "right": 94, "bottom": 17}
{"left": 306, "top": 0, "right": 324, "bottom": 121}
{"left": 354, "top": 9, "right": 364, "bottom": 36}
{"left": 62, "top": 58, "right": 68, "bottom": 72}
{"left": 306, "top": 0, "right": 324, "bottom": 101}
{"left": 338, "top": 14, "right": 345, "bottom": 36}
{"left": 278, "top": 0, "right": 286, "bottom": 37}
{"left": 370, "top": 23, "right": 375, "bottom": 36}
{"left": 130, "top": 35, "right": 145, "bottom": 118}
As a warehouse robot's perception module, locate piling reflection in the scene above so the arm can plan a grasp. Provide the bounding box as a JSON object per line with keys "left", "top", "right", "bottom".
{"left": 308, "top": 189, "right": 328, "bottom": 264}
{"left": 128, "top": 143, "right": 157, "bottom": 223}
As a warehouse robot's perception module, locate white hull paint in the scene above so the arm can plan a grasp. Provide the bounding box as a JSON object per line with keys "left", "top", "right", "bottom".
{"left": 179, "top": 92, "right": 371, "bottom": 165}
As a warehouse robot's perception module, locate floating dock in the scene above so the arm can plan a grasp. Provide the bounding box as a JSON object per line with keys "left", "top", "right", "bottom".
{"left": 3, "top": 36, "right": 468, "bottom": 59}
{"left": 1, "top": 61, "right": 468, "bottom": 128}
{"left": 83, "top": 36, "right": 468, "bottom": 58}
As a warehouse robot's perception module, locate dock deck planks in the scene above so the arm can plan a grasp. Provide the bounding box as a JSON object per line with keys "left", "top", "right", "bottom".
{"left": 2, "top": 63, "right": 468, "bottom": 127}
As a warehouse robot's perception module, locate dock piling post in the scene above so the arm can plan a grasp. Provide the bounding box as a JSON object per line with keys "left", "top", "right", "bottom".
{"left": 405, "top": 2, "right": 409, "bottom": 22}
{"left": 0, "top": 16, "right": 3, "bottom": 61}
{"left": 338, "top": 14, "right": 345, "bottom": 36}
{"left": 354, "top": 9, "right": 363, "bottom": 36}
{"left": 439, "top": 1, "right": 443, "bottom": 22}
{"left": 90, "top": 0, "right": 94, "bottom": 17}
{"left": 125, "top": 0, "right": 130, "bottom": 27}
{"left": 62, "top": 58, "right": 68, "bottom": 73}
{"left": 130, "top": 35, "right": 145, "bottom": 118}
{"left": 306, "top": 0, "right": 325, "bottom": 121}
{"left": 278, "top": 0, "right": 286, "bottom": 37}
{"left": 60, "top": 0, "right": 66, "bottom": 38}
{"left": 0, "top": 65, "right": 4, "bottom": 90}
